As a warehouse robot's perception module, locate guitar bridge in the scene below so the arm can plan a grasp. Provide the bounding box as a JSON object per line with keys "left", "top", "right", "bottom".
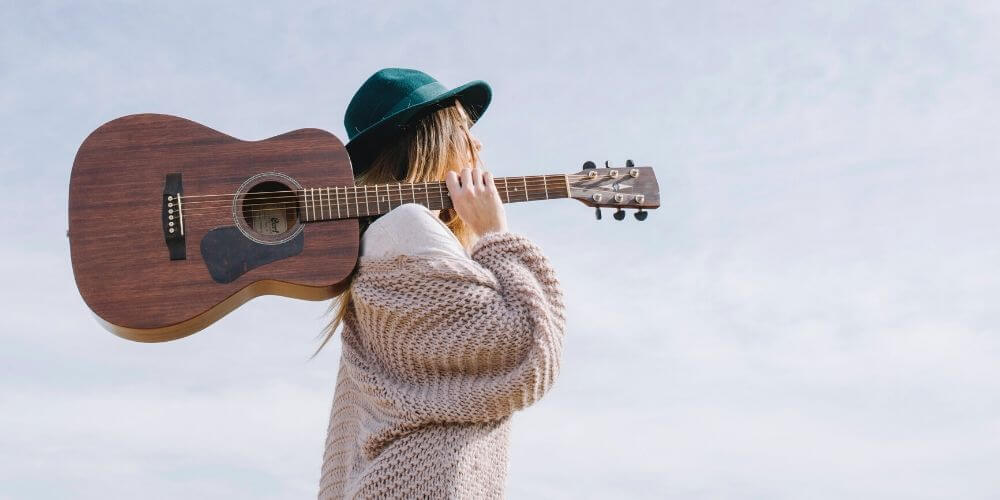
{"left": 162, "top": 173, "right": 185, "bottom": 260}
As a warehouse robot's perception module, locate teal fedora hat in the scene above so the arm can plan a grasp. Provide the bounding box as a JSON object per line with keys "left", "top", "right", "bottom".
{"left": 344, "top": 67, "right": 492, "bottom": 176}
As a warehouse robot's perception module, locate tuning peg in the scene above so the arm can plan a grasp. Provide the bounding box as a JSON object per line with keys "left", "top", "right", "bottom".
{"left": 583, "top": 161, "right": 596, "bottom": 170}
{"left": 594, "top": 207, "right": 602, "bottom": 220}
{"left": 613, "top": 208, "right": 626, "bottom": 220}
{"left": 626, "top": 159, "right": 635, "bottom": 167}
{"left": 634, "top": 209, "right": 648, "bottom": 221}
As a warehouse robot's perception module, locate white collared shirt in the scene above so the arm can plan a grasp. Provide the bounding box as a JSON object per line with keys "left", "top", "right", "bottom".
{"left": 360, "top": 203, "right": 470, "bottom": 260}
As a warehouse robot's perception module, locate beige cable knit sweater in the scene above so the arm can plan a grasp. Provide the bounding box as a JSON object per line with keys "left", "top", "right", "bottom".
{"left": 318, "top": 207, "right": 566, "bottom": 499}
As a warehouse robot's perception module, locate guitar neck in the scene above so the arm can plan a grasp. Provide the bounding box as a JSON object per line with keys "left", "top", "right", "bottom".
{"left": 296, "top": 174, "right": 569, "bottom": 221}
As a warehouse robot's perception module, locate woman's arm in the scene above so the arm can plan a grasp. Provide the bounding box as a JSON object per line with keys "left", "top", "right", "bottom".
{"left": 350, "top": 229, "right": 566, "bottom": 425}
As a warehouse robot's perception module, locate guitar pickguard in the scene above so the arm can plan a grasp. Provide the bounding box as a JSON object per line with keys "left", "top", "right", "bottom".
{"left": 200, "top": 226, "right": 304, "bottom": 283}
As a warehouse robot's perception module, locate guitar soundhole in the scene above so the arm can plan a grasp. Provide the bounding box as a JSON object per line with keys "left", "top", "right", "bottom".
{"left": 241, "top": 181, "right": 298, "bottom": 237}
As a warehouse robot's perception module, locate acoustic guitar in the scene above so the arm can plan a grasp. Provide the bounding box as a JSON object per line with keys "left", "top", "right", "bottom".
{"left": 68, "top": 114, "right": 660, "bottom": 342}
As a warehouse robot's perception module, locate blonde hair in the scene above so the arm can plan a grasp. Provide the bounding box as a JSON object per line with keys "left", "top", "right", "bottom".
{"left": 309, "top": 99, "right": 485, "bottom": 359}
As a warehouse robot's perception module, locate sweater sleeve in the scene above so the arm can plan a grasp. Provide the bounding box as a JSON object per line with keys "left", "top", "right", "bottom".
{"left": 348, "top": 230, "right": 566, "bottom": 428}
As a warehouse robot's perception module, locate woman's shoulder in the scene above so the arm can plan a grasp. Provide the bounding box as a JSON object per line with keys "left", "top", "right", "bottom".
{"left": 361, "top": 203, "right": 470, "bottom": 260}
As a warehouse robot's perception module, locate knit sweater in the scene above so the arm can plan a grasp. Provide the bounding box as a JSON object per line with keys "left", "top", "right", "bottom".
{"left": 318, "top": 206, "right": 567, "bottom": 499}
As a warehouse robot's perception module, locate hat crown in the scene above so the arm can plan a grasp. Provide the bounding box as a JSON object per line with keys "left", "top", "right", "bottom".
{"left": 344, "top": 68, "right": 443, "bottom": 140}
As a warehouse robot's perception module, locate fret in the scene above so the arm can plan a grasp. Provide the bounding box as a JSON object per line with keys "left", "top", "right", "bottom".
{"left": 503, "top": 178, "right": 510, "bottom": 203}
{"left": 374, "top": 184, "right": 380, "bottom": 214}
{"left": 325, "top": 187, "right": 331, "bottom": 220}
{"left": 397, "top": 182, "right": 403, "bottom": 210}
{"left": 437, "top": 182, "right": 444, "bottom": 210}
{"left": 522, "top": 176, "right": 529, "bottom": 202}
{"left": 319, "top": 187, "right": 325, "bottom": 220}
{"left": 563, "top": 174, "right": 570, "bottom": 199}
{"left": 302, "top": 189, "right": 308, "bottom": 221}
{"left": 423, "top": 181, "right": 430, "bottom": 208}
{"left": 353, "top": 186, "right": 360, "bottom": 217}
{"left": 308, "top": 189, "right": 314, "bottom": 221}
{"left": 411, "top": 183, "right": 417, "bottom": 209}
{"left": 542, "top": 176, "right": 549, "bottom": 199}
{"left": 335, "top": 187, "right": 341, "bottom": 218}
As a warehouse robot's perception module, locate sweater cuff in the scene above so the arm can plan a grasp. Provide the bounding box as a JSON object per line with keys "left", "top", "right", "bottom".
{"left": 470, "top": 231, "right": 536, "bottom": 259}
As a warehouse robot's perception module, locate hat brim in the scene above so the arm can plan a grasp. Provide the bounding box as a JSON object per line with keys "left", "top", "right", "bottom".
{"left": 345, "top": 80, "right": 492, "bottom": 177}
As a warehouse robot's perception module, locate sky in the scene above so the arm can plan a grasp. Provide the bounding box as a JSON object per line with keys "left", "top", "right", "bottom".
{"left": 2, "top": 0, "right": 1000, "bottom": 498}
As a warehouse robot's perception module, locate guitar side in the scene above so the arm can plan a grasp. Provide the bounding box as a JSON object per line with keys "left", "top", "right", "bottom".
{"left": 68, "top": 114, "right": 359, "bottom": 342}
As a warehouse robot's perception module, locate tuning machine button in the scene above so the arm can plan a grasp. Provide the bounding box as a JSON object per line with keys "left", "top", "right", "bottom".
{"left": 583, "top": 161, "right": 596, "bottom": 169}
{"left": 634, "top": 209, "right": 648, "bottom": 221}
{"left": 595, "top": 207, "right": 602, "bottom": 220}
{"left": 613, "top": 208, "right": 626, "bottom": 220}
{"left": 626, "top": 159, "right": 635, "bottom": 167}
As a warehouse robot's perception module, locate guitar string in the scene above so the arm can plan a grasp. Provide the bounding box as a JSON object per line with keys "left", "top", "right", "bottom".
{"left": 175, "top": 179, "right": 633, "bottom": 214}
{"left": 175, "top": 191, "right": 642, "bottom": 222}
{"left": 182, "top": 179, "right": 580, "bottom": 205}
{"left": 176, "top": 186, "right": 607, "bottom": 218}
{"left": 173, "top": 173, "right": 621, "bottom": 201}
{"left": 175, "top": 178, "right": 592, "bottom": 210}
{"left": 173, "top": 174, "right": 606, "bottom": 200}
{"left": 174, "top": 179, "right": 627, "bottom": 215}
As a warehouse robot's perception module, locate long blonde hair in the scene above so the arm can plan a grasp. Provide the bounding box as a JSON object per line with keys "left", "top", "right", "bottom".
{"left": 309, "top": 99, "right": 485, "bottom": 359}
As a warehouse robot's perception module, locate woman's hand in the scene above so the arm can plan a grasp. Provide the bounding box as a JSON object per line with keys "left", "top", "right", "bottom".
{"left": 445, "top": 167, "right": 508, "bottom": 237}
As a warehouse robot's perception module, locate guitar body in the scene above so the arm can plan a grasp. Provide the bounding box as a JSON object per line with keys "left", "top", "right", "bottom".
{"left": 68, "top": 114, "right": 358, "bottom": 342}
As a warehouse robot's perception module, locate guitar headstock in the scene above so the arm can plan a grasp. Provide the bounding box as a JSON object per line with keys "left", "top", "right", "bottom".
{"left": 569, "top": 160, "right": 660, "bottom": 220}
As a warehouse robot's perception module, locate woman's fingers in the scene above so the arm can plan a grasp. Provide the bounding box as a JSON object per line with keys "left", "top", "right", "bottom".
{"left": 483, "top": 171, "right": 496, "bottom": 193}
{"left": 461, "top": 167, "right": 474, "bottom": 192}
{"left": 446, "top": 166, "right": 508, "bottom": 237}
{"left": 445, "top": 170, "right": 460, "bottom": 195}
{"left": 471, "top": 167, "right": 485, "bottom": 191}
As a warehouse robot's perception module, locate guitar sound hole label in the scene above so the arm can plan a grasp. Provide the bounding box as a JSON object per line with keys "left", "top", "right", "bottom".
{"left": 251, "top": 205, "right": 288, "bottom": 235}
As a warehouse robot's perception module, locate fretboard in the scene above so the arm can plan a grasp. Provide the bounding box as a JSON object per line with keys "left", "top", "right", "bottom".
{"left": 296, "top": 174, "right": 569, "bottom": 222}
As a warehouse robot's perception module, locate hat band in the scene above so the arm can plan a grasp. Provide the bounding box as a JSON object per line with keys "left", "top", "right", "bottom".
{"left": 385, "top": 81, "right": 449, "bottom": 116}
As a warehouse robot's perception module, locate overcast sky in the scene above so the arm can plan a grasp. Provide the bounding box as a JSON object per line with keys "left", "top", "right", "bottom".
{"left": 3, "top": 1, "right": 1000, "bottom": 498}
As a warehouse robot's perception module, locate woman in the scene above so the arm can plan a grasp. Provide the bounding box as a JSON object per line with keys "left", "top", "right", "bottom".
{"left": 316, "top": 68, "right": 566, "bottom": 499}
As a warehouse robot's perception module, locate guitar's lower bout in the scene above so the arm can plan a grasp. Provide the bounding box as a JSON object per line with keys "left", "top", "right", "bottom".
{"left": 68, "top": 113, "right": 359, "bottom": 342}
{"left": 98, "top": 279, "right": 349, "bottom": 343}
